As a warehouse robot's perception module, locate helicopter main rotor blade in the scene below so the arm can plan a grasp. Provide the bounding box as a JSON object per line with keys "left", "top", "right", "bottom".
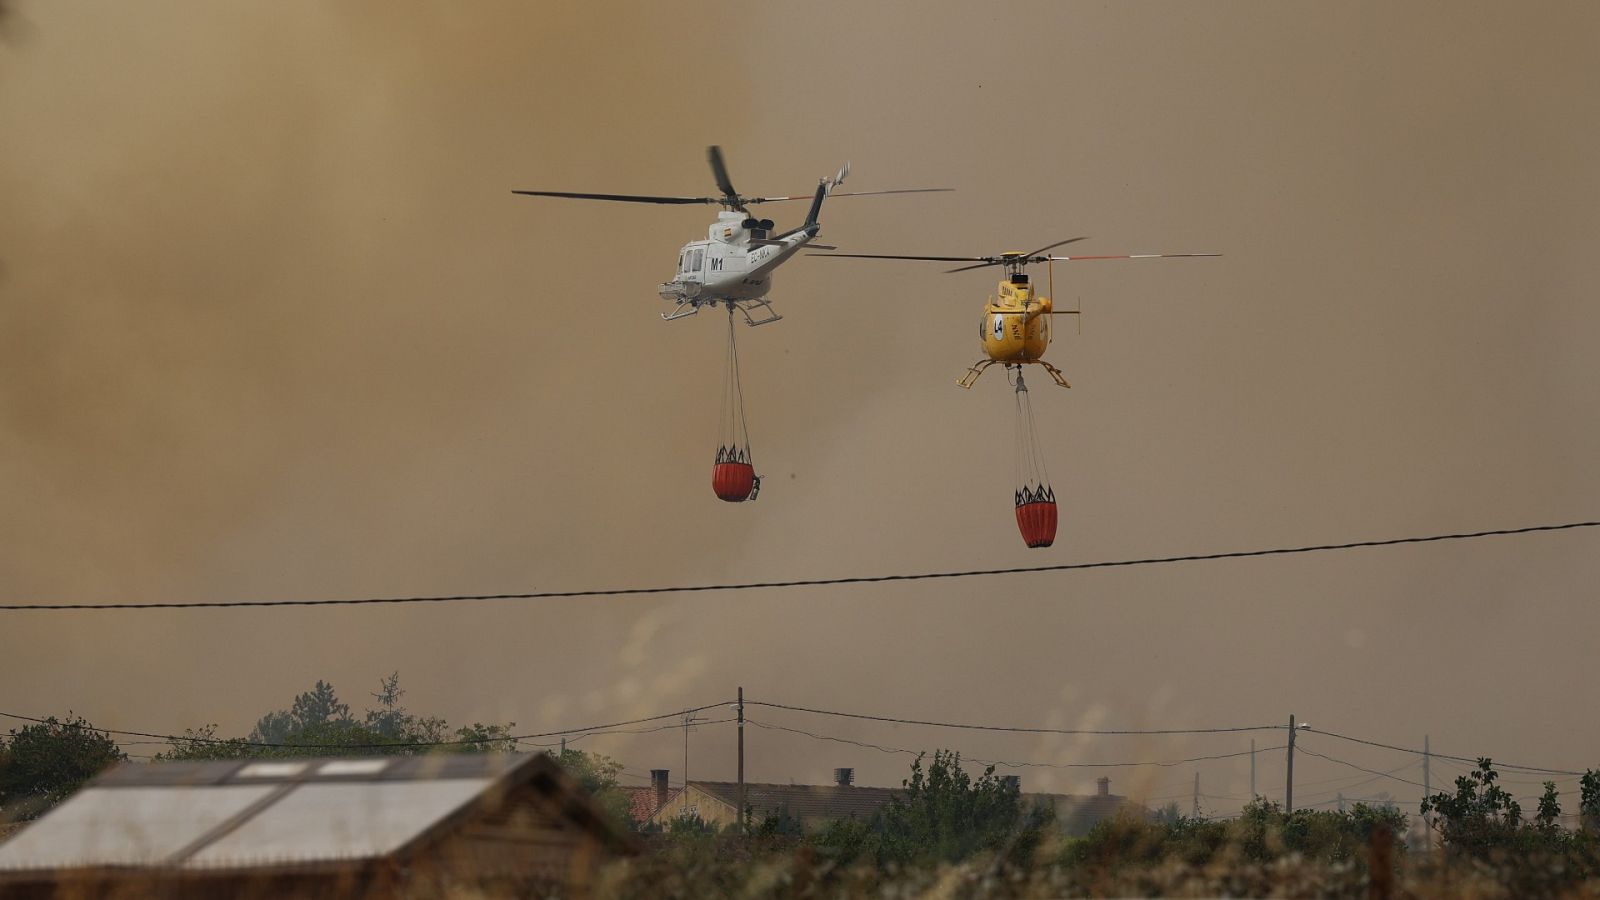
{"left": 944, "top": 260, "right": 1002, "bottom": 274}
{"left": 746, "top": 188, "right": 955, "bottom": 203}
{"left": 1045, "top": 252, "right": 1223, "bottom": 261}
{"left": 806, "top": 252, "right": 988, "bottom": 262}
{"left": 1020, "top": 237, "right": 1091, "bottom": 259}
{"left": 511, "top": 190, "right": 717, "bottom": 205}
{"left": 708, "top": 145, "right": 739, "bottom": 203}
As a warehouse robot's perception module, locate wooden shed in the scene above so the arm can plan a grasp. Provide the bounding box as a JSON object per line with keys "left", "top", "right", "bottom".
{"left": 0, "top": 752, "right": 636, "bottom": 898}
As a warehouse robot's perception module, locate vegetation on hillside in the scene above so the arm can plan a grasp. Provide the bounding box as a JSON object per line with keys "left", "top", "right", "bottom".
{"left": 7, "top": 693, "right": 1600, "bottom": 897}
{"left": 156, "top": 672, "right": 517, "bottom": 759}
{"left": 0, "top": 673, "right": 634, "bottom": 829}
{"left": 0, "top": 714, "right": 125, "bottom": 820}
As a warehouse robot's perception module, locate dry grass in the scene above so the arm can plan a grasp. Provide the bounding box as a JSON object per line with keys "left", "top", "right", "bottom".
{"left": 3, "top": 844, "right": 1599, "bottom": 898}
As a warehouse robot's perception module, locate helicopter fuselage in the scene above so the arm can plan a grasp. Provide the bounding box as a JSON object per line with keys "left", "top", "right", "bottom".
{"left": 659, "top": 211, "right": 819, "bottom": 308}
{"left": 979, "top": 276, "right": 1053, "bottom": 363}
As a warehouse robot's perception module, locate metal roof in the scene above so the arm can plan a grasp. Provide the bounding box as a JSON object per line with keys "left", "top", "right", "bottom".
{"left": 0, "top": 752, "right": 628, "bottom": 874}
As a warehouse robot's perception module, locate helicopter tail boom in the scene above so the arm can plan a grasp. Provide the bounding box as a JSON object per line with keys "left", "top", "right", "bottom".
{"left": 803, "top": 180, "right": 828, "bottom": 227}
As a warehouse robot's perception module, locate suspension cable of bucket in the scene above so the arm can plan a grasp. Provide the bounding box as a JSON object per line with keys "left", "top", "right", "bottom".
{"left": 712, "top": 306, "right": 761, "bottom": 502}
{"left": 1011, "top": 367, "right": 1058, "bottom": 548}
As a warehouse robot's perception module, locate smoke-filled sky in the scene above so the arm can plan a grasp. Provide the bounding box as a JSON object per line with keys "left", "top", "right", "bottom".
{"left": 2, "top": 1, "right": 1598, "bottom": 815}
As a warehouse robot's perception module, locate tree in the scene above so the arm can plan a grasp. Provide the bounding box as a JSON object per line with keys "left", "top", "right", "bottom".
{"left": 552, "top": 748, "right": 631, "bottom": 827}
{"left": 155, "top": 724, "right": 258, "bottom": 761}
{"left": 0, "top": 715, "right": 126, "bottom": 820}
{"left": 1420, "top": 758, "right": 1524, "bottom": 859}
{"left": 249, "top": 679, "right": 352, "bottom": 745}
{"left": 159, "top": 673, "right": 516, "bottom": 760}
{"left": 1581, "top": 769, "right": 1600, "bottom": 834}
{"left": 361, "top": 672, "right": 447, "bottom": 744}
{"left": 810, "top": 749, "right": 1053, "bottom": 867}
{"left": 1535, "top": 781, "right": 1562, "bottom": 831}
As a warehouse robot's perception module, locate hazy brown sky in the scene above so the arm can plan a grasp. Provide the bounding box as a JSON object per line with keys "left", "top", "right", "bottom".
{"left": 2, "top": 1, "right": 1598, "bottom": 816}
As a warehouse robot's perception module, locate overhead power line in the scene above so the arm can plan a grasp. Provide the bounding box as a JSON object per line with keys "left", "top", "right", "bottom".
{"left": 747, "top": 717, "right": 1285, "bottom": 770}
{"left": 514, "top": 717, "right": 737, "bottom": 750}
{"left": 4, "top": 700, "right": 1589, "bottom": 785}
{"left": 1295, "top": 743, "right": 1443, "bottom": 792}
{"left": 748, "top": 700, "right": 1282, "bottom": 735}
{"left": 1, "top": 519, "right": 1593, "bottom": 611}
{"left": 0, "top": 703, "right": 734, "bottom": 752}
{"left": 1295, "top": 759, "right": 1418, "bottom": 791}
{"left": 1306, "top": 727, "right": 1587, "bottom": 777}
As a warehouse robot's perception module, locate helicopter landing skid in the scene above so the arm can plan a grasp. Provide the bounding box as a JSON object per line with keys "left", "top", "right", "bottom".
{"left": 957, "top": 359, "right": 1071, "bottom": 389}
{"left": 660, "top": 298, "right": 782, "bottom": 327}
{"left": 732, "top": 298, "right": 782, "bottom": 327}
{"left": 661, "top": 301, "right": 701, "bottom": 322}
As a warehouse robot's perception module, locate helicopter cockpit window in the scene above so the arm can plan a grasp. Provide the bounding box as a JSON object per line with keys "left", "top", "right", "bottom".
{"left": 692, "top": 249, "right": 704, "bottom": 271}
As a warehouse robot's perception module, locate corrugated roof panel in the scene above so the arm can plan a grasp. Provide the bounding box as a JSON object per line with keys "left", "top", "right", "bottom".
{"left": 315, "top": 760, "right": 389, "bottom": 777}
{"left": 236, "top": 762, "right": 308, "bottom": 779}
{"left": 0, "top": 786, "right": 278, "bottom": 871}
{"left": 94, "top": 760, "right": 247, "bottom": 787}
{"left": 183, "top": 779, "right": 490, "bottom": 867}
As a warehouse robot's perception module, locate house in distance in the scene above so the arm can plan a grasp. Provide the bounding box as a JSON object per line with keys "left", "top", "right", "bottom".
{"left": 647, "top": 767, "right": 1148, "bottom": 836}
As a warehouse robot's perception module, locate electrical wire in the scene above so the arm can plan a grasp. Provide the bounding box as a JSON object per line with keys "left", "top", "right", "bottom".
{"left": 991, "top": 745, "right": 1285, "bottom": 771}
{"left": 1293, "top": 743, "right": 1437, "bottom": 792}
{"left": 1429, "top": 756, "right": 1583, "bottom": 787}
{"left": 746, "top": 717, "right": 1286, "bottom": 771}
{"left": 1305, "top": 727, "right": 1587, "bottom": 776}
{"left": 6, "top": 699, "right": 1589, "bottom": 792}
{"left": 1303, "top": 796, "right": 1426, "bottom": 811}
{"left": 1296, "top": 772, "right": 1411, "bottom": 804}
{"left": 0, "top": 702, "right": 734, "bottom": 752}
{"left": 2, "top": 519, "right": 1593, "bottom": 610}
{"left": 1295, "top": 758, "right": 1418, "bottom": 791}
{"left": 516, "top": 717, "right": 737, "bottom": 749}
{"left": 746, "top": 700, "right": 1281, "bottom": 736}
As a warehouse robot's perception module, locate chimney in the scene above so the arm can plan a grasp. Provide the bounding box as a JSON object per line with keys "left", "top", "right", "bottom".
{"left": 1000, "top": 775, "right": 1021, "bottom": 791}
{"left": 1097, "top": 776, "right": 1110, "bottom": 797}
{"left": 833, "top": 767, "right": 854, "bottom": 787}
{"left": 651, "top": 769, "right": 670, "bottom": 808}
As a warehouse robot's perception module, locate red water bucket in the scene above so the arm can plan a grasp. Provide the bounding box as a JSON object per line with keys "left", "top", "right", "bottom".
{"left": 712, "top": 461, "right": 756, "bottom": 502}
{"left": 1015, "top": 500, "right": 1058, "bottom": 548}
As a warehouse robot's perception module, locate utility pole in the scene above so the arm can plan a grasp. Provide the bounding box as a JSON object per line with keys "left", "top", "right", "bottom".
{"left": 1250, "top": 739, "right": 1257, "bottom": 799}
{"left": 1423, "top": 734, "right": 1431, "bottom": 850}
{"left": 559, "top": 737, "right": 566, "bottom": 756}
{"left": 683, "top": 711, "right": 699, "bottom": 790}
{"left": 1338, "top": 791, "right": 1346, "bottom": 813}
{"left": 1192, "top": 771, "right": 1200, "bottom": 818}
{"left": 737, "top": 686, "right": 746, "bottom": 835}
{"left": 1286, "top": 713, "right": 1297, "bottom": 813}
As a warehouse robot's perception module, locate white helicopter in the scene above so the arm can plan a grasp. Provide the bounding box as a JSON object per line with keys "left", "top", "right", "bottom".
{"left": 514, "top": 146, "right": 949, "bottom": 325}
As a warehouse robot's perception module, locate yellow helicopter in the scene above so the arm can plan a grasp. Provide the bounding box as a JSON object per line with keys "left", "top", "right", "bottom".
{"left": 812, "top": 238, "right": 1219, "bottom": 548}
{"left": 811, "top": 238, "right": 1219, "bottom": 387}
